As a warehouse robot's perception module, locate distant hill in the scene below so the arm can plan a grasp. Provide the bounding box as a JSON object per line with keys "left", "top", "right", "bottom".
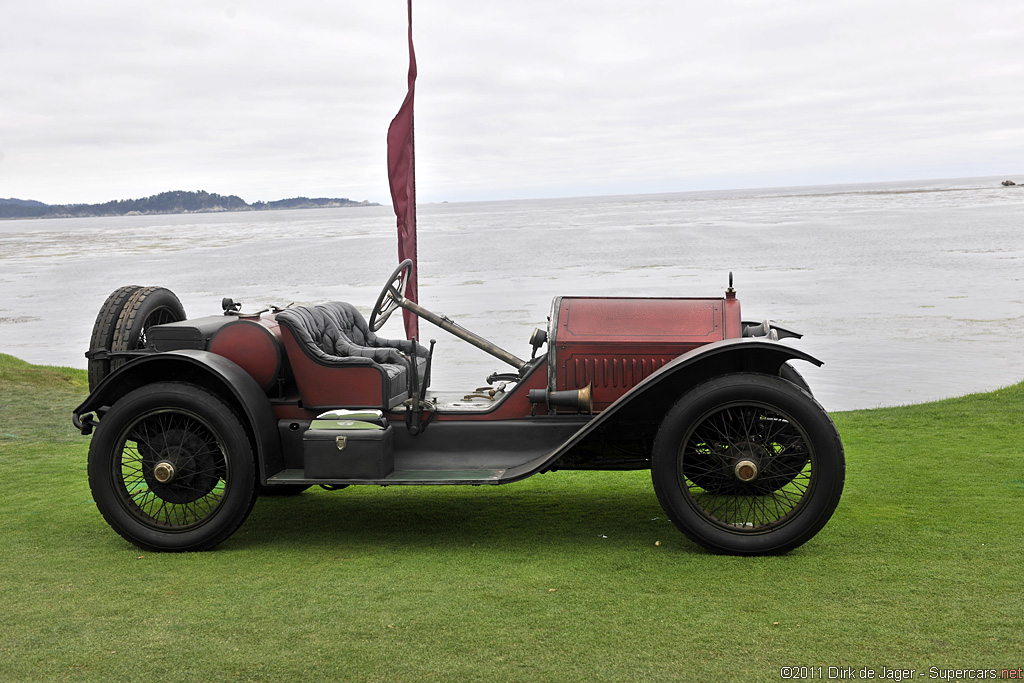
{"left": 0, "top": 190, "right": 377, "bottom": 219}
{"left": 250, "top": 197, "right": 377, "bottom": 211}
{"left": 0, "top": 198, "right": 48, "bottom": 209}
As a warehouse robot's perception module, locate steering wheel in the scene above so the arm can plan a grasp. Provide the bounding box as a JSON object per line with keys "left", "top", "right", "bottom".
{"left": 369, "top": 259, "right": 413, "bottom": 332}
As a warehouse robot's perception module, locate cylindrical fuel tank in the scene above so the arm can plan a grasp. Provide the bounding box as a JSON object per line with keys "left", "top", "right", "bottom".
{"left": 208, "top": 316, "right": 283, "bottom": 392}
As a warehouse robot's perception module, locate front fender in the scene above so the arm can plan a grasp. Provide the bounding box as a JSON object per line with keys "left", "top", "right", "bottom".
{"left": 72, "top": 350, "right": 282, "bottom": 483}
{"left": 603, "top": 337, "right": 821, "bottom": 422}
{"left": 503, "top": 338, "right": 822, "bottom": 481}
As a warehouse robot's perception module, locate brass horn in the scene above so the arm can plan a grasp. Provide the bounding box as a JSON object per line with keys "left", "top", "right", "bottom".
{"left": 528, "top": 383, "right": 593, "bottom": 414}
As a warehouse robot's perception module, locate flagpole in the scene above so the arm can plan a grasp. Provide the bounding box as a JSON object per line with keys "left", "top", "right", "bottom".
{"left": 387, "top": 0, "right": 419, "bottom": 341}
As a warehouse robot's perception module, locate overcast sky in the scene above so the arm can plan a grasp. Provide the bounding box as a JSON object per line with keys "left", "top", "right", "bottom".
{"left": 3, "top": 1, "right": 1022, "bottom": 205}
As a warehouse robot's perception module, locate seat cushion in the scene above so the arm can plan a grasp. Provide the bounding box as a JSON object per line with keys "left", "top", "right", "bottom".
{"left": 276, "top": 302, "right": 428, "bottom": 409}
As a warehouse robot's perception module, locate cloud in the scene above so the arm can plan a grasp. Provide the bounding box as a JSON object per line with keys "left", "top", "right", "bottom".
{"left": 2, "top": 1, "right": 1022, "bottom": 204}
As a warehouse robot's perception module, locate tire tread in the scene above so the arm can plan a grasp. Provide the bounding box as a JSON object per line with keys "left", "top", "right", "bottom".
{"left": 109, "top": 287, "right": 185, "bottom": 372}
{"left": 87, "top": 285, "right": 142, "bottom": 390}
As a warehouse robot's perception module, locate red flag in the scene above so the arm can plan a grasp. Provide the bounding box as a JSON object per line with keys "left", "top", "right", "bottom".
{"left": 387, "top": 0, "right": 419, "bottom": 340}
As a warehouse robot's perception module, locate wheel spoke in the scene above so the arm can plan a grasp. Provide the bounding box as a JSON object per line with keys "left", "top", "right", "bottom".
{"left": 113, "top": 409, "right": 228, "bottom": 530}
{"left": 679, "top": 402, "right": 814, "bottom": 532}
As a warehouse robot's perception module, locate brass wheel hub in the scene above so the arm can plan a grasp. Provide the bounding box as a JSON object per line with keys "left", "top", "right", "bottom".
{"left": 734, "top": 459, "right": 759, "bottom": 483}
{"left": 153, "top": 460, "right": 176, "bottom": 484}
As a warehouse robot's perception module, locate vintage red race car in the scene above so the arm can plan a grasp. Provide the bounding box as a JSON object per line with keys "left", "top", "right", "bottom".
{"left": 73, "top": 262, "right": 844, "bottom": 555}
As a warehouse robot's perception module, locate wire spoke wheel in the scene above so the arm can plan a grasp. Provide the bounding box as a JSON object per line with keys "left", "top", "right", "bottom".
{"left": 88, "top": 382, "right": 257, "bottom": 552}
{"left": 680, "top": 403, "right": 811, "bottom": 531}
{"left": 651, "top": 373, "right": 844, "bottom": 555}
{"left": 116, "top": 409, "right": 228, "bottom": 530}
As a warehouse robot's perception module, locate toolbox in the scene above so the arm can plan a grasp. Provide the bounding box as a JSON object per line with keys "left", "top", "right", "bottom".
{"left": 302, "top": 420, "right": 394, "bottom": 479}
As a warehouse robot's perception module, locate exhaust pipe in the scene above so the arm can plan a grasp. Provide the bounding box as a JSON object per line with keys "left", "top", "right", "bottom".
{"left": 528, "top": 383, "right": 593, "bottom": 414}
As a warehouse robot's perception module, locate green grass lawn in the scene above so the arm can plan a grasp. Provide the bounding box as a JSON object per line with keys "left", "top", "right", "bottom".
{"left": 2, "top": 352, "right": 1022, "bottom": 681}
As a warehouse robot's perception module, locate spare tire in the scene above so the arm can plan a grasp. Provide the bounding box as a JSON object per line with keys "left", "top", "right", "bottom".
{"left": 88, "top": 285, "right": 143, "bottom": 391}
{"left": 110, "top": 287, "right": 187, "bottom": 373}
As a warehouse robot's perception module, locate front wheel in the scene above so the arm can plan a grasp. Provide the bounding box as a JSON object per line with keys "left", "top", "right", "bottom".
{"left": 651, "top": 373, "right": 844, "bottom": 555}
{"left": 87, "top": 382, "right": 258, "bottom": 552}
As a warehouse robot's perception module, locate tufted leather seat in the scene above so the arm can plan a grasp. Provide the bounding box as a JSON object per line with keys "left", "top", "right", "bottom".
{"left": 276, "top": 302, "right": 428, "bottom": 408}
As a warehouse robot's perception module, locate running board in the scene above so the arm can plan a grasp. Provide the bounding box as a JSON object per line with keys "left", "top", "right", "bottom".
{"left": 266, "top": 468, "right": 507, "bottom": 486}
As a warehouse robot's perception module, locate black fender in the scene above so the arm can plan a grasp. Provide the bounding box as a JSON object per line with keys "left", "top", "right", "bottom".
{"left": 502, "top": 338, "right": 822, "bottom": 481}
{"left": 72, "top": 349, "right": 282, "bottom": 484}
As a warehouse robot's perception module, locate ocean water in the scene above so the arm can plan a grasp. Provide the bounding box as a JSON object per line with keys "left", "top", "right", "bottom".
{"left": 1, "top": 175, "right": 1022, "bottom": 411}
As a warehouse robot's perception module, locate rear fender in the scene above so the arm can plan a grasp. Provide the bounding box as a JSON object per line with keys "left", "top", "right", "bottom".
{"left": 507, "top": 338, "right": 822, "bottom": 480}
{"left": 72, "top": 350, "right": 281, "bottom": 483}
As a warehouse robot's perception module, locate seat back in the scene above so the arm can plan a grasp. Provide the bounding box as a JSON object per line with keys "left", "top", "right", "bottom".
{"left": 276, "top": 302, "right": 406, "bottom": 365}
{"left": 275, "top": 302, "right": 410, "bottom": 409}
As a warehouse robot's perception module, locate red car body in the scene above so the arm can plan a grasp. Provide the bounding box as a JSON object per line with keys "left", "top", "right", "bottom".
{"left": 74, "top": 271, "right": 844, "bottom": 555}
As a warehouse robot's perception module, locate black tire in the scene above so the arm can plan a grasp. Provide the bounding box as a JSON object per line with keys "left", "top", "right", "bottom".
{"left": 110, "top": 287, "right": 186, "bottom": 373}
{"left": 87, "top": 382, "right": 258, "bottom": 552}
{"left": 780, "top": 362, "right": 812, "bottom": 395}
{"left": 651, "top": 373, "right": 844, "bottom": 555}
{"left": 87, "top": 285, "right": 142, "bottom": 391}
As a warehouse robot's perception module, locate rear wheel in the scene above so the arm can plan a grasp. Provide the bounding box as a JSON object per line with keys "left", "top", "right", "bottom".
{"left": 110, "top": 287, "right": 186, "bottom": 372}
{"left": 87, "top": 285, "right": 142, "bottom": 390}
{"left": 87, "top": 382, "right": 258, "bottom": 552}
{"left": 651, "top": 373, "right": 844, "bottom": 555}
